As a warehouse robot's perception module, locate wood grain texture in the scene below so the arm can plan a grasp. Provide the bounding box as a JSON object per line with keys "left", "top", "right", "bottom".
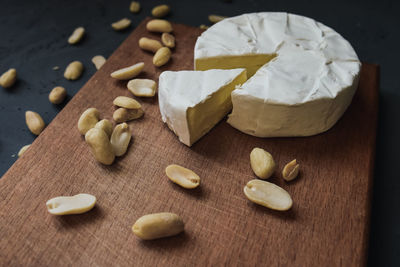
{"left": 0, "top": 18, "right": 379, "bottom": 267}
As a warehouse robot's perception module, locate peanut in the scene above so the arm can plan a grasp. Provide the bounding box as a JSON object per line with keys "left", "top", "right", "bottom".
{"left": 208, "top": 14, "right": 226, "bottom": 24}
{"left": 110, "top": 123, "right": 131, "bottom": 156}
{"left": 111, "top": 62, "right": 144, "bottom": 80}
{"left": 132, "top": 212, "right": 184, "bottom": 240}
{"left": 139, "top": 37, "right": 163, "bottom": 53}
{"left": 244, "top": 179, "right": 293, "bottom": 211}
{"left": 151, "top": 4, "right": 170, "bottom": 18}
{"left": 0, "top": 68, "right": 17, "bottom": 88}
{"left": 85, "top": 128, "right": 115, "bottom": 165}
{"left": 282, "top": 159, "right": 300, "bottom": 181}
{"left": 94, "top": 119, "right": 113, "bottom": 138}
{"left": 113, "top": 108, "right": 144, "bottom": 123}
{"left": 199, "top": 24, "right": 209, "bottom": 30}
{"left": 18, "top": 144, "right": 31, "bottom": 157}
{"left": 64, "top": 61, "right": 84, "bottom": 80}
{"left": 68, "top": 27, "right": 85, "bottom": 44}
{"left": 127, "top": 79, "right": 157, "bottom": 97}
{"left": 111, "top": 18, "right": 131, "bottom": 31}
{"left": 130, "top": 1, "right": 141, "bottom": 13}
{"left": 250, "top": 147, "right": 276, "bottom": 179}
{"left": 146, "top": 19, "right": 173, "bottom": 33}
{"left": 113, "top": 96, "right": 141, "bottom": 109}
{"left": 161, "top": 33, "right": 175, "bottom": 48}
{"left": 165, "top": 164, "right": 200, "bottom": 189}
{"left": 153, "top": 47, "right": 171, "bottom": 67}
{"left": 92, "top": 55, "right": 106, "bottom": 70}
{"left": 25, "top": 111, "right": 45, "bottom": 135}
{"left": 78, "top": 108, "right": 100, "bottom": 135}
{"left": 46, "top": 193, "right": 96, "bottom": 215}
{"left": 49, "top": 86, "right": 67, "bottom": 104}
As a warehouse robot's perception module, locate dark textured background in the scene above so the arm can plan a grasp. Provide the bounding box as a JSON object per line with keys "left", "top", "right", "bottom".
{"left": 0, "top": 0, "right": 398, "bottom": 266}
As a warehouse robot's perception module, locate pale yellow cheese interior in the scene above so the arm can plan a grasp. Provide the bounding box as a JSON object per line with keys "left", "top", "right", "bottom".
{"left": 186, "top": 70, "right": 247, "bottom": 145}
{"left": 195, "top": 54, "right": 276, "bottom": 77}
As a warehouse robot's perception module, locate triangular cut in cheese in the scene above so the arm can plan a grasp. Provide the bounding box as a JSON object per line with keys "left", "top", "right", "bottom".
{"left": 158, "top": 69, "right": 247, "bottom": 146}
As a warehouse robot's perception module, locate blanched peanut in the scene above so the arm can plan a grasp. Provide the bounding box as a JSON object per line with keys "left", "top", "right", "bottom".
{"left": 153, "top": 47, "right": 171, "bottom": 67}
{"left": 146, "top": 19, "right": 173, "bottom": 33}
{"left": 18, "top": 144, "right": 31, "bottom": 157}
{"left": 244, "top": 179, "right": 293, "bottom": 211}
{"left": 92, "top": 55, "right": 106, "bottom": 70}
{"left": 113, "top": 96, "right": 141, "bottom": 109}
{"left": 52, "top": 66, "right": 59, "bottom": 70}
{"left": 68, "top": 27, "right": 85, "bottom": 44}
{"left": 127, "top": 79, "right": 157, "bottom": 97}
{"left": 199, "top": 24, "right": 209, "bottom": 30}
{"left": 85, "top": 128, "right": 115, "bottom": 165}
{"left": 250, "top": 147, "right": 276, "bottom": 179}
{"left": 64, "top": 61, "right": 84, "bottom": 80}
{"left": 161, "top": 33, "right": 175, "bottom": 48}
{"left": 282, "top": 159, "right": 300, "bottom": 181}
{"left": 208, "top": 14, "right": 226, "bottom": 24}
{"left": 0, "top": 68, "right": 17, "bottom": 88}
{"left": 139, "top": 37, "right": 163, "bottom": 53}
{"left": 165, "top": 164, "right": 200, "bottom": 189}
{"left": 94, "top": 119, "right": 113, "bottom": 138}
{"left": 25, "top": 111, "right": 45, "bottom": 135}
{"left": 111, "top": 18, "right": 131, "bottom": 31}
{"left": 132, "top": 212, "right": 184, "bottom": 240}
{"left": 49, "top": 86, "right": 67, "bottom": 104}
{"left": 130, "top": 1, "right": 140, "bottom": 13}
{"left": 46, "top": 193, "right": 96, "bottom": 215}
{"left": 110, "top": 123, "right": 131, "bottom": 156}
{"left": 111, "top": 62, "right": 144, "bottom": 80}
{"left": 151, "top": 4, "right": 170, "bottom": 18}
{"left": 113, "top": 108, "right": 144, "bottom": 123}
{"left": 78, "top": 108, "right": 100, "bottom": 135}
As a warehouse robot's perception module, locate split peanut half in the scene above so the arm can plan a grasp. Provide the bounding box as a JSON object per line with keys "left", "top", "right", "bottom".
{"left": 132, "top": 212, "right": 184, "bottom": 240}
{"left": 165, "top": 164, "right": 200, "bottom": 189}
{"left": 146, "top": 19, "right": 173, "bottom": 33}
{"left": 208, "top": 14, "right": 226, "bottom": 23}
{"left": 78, "top": 108, "right": 100, "bottom": 135}
{"left": 49, "top": 86, "right": 67, "bottom": 104}
{"left": 92, "top": 55, "right": 106, "bottom": 70}
{"left": 25, "top": 111, "right": 45, "bottom": 135}
{"left": 139, "top": 37, "right": 163, "bottom": 53}
{"left": 111, "top": 18, "right": 131, "bottom": 31}
{"left": 64, "top": 61, "right": 84, "bottom": 80}
{"left": 244, "top": 179, "right": 293, "bottom": 211}
{"left": 46, "top": 193, "right": 96, "bottom": 215}
{"left": 85, "top": 128, "right": 115, "bottom": 165}
{"left": 151, "top": 4, "right": 170, "bottom": 18}
{"left": 161, "top": 33, "right": 175, "bottom": 48}
{"left": 153, "top": 47, "right": 171, "bottom": 67}
{"left": 111, "top": 62, "right": 144, "bottom": 80}
{"left": 94, "top": 119, "right": 113, "bottom": 138}
{"left": 18, "top": 144, "right": 31, "bottom": 157}
{"left": 113, "top": 96, "right": 141, "bottom": 109}
{"left": 130, "top": 1, "right": 141, "bottom": 13}
{"left": 250, "top": 147, "right": 276, "bottom": 179}
{"left": 110, "top": 123, "right": 131, "bottom": 157}
{"left": 127, "top": 79, "right": 157, "bottom": 97}
{"left": 0, "top": 68, "right": 17, "bottom": 88}
{"left": 282, "top": 159, "right": 300, "bottom": 181}
{"left": 68, "top": 27, "right": 85, "bottom": 44}
{"left": 113, "top": 108, "right": 144, "bottom": 123}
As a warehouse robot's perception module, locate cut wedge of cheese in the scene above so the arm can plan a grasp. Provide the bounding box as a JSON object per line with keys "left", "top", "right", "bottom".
{"left": 194, "top": 12, "right": 361, "bottom": 137}
{"left": 159, "top": 69, "right": 247, "bottom": 146}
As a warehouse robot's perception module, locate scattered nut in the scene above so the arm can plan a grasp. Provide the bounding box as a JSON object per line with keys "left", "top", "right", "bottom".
{"left": 78, "top": 108, "right": 100, "bottom": 135}
{"left": 113, "top": 96, "right": 141, "bottom": 109}
{"left": 49, "top": 86, "right": 67, "bottom": 104}
{"left": 161, "top": 33, "right": 175, "bottom": 48}
{"left": 250, "top": 147, "right": 276, "bottom": 179}
{"left": 46, "top": 193, "right": 96, "bottom": 215}
{"left": 0, "top": 68, "right": 17, "bottom": 88}
{"left": 139, "top": 37, "right": 163, "bottom": 53}
{"left": 85, "top": 128, "right": 115, "bottom": 165}
{"left": 244, "top": 179, "right": 293, "bottom": 211}
{"left": 151, "top": 4, "right": 170, "bottom": 18}
{"left": 113, "top": 108, "right": 144, "bottom": 123}
{"left": 165, "top": 164, "right": 200, "bottom": 189}
{"left": 153, "top": 47, "right": 171, "bottom": 67}
{"left": 199, "top": 24, "right": 209, "bottom": 30}
{"left": 25, "top": 111, "right": 45, "bottom": 135}
{"left": 130, "top": 1, "right": 141, "bottom": 13}
{"left": 18, "top": 144, "right": 31, "bottom": 157}
{"left": 110, "top": 123, "right": 131, "bottom": 157}
{"left": 111, "top": 18, "right": 131, "bottom": 31}
{"left": 68, "top": 27, "right": 85, "bottom": 44}
{"left": 282, "top": 159, "right": 300, "bottom": 181}
{"left": 111, "top": 62, "right": 144, "bottom": 80}
{"left": 94, "top": 119, "right": 113, "bottom": 138}
{"left": 127, "top": 79, "right": 157, "bottom": 97}
{"left": 52, "top": 66, "right": 60, "bottom": 70}
{"left": 92, "top": 55, "right": 106, "bottom": 70}
{"left": 64, "top": 61, "right": 84, "bottom": 80}
{"left": 208, "top": 14, "right": 226, "bottom": 24}
{"left": 132, "top": 212, "right": 184, "bottom": 240}
{"left": 146, "top": 19, "right": 173, "bottom": 33}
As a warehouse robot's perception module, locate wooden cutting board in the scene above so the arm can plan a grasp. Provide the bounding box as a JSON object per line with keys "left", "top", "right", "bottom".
{"left": 0, "top": 18, "right": 379, "bottom": 266}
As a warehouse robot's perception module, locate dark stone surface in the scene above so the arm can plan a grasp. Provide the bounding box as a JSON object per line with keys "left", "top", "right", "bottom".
{"left": 0, "top": 0, "right": 398, "bottom": 266}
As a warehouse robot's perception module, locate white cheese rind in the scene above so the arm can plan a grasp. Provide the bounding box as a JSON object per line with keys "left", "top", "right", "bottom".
{"left": 195, "top": 12, "right": 361, "bottom": 137}
{"left": 159, "top": 69, "right": 246, "bottom": 146}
